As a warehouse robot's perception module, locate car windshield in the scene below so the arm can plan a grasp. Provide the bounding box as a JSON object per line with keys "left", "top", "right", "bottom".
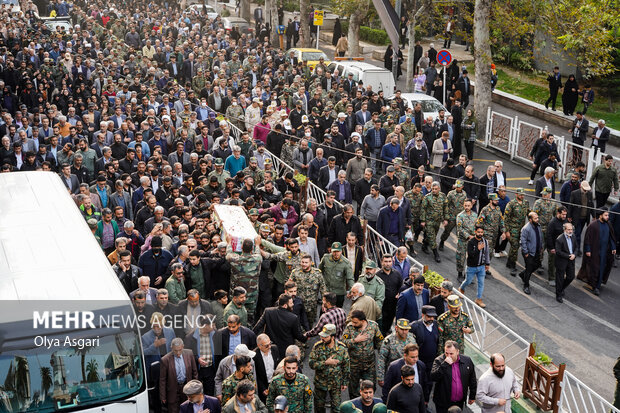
{"left": 419, "top": 100, "right": 447, "bottom": 113}
{"left": 1, "top": 0, "right": 18, "bottom": 5}
{"left": 0, "top": 331, "right": 144, "bottom": 412}
{"left": 302, "top": 52, "right": 327, "bottom": 61}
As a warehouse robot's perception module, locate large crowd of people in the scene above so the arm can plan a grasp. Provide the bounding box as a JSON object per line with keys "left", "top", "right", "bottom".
{"left": 1, "top": 0, "right": 619, "bottom": 411}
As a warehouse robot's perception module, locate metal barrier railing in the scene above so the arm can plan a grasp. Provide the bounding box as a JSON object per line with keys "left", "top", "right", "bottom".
{"left": 224, "top": 115, "right": 618, "bottom": 413}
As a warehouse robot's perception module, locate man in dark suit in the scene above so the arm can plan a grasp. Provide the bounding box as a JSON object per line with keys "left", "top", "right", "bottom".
{"left": 59, "top": 164, "right": 80, "bottom": 194}
{"left": 179, "top": 379, "right": 221, "bottom": 413}
{"left": 410, "top": 306, "right": 439, "bottom": 380}
{"left": 535, "top": 168, "right": 557, "bottom": 199}
{"left": 554, "top": 222, "right": 577, "bottom": 303}
{"left": 430, "top": 340, "right": 477, "bottom": 412}
{"left": 568, "top": 181, "right": 595, "bottom": 254}
{"left": 382, "top": 343, "right": 429, "bottom": 403}
{"left": 569, "top": 111, "right": 589, "bottom": 146}
{"left": 167, "top": 55, "right": 181, "bottom": 81}
{"left": 184, "top": 321, "right": 217, "bottom": 396}
{"left": 174, "top": 291, "right": 214, "bottom": 337}
{"left": 213, "top": 314, "right": 257, "bottom": 367}
{"left": 455, "top": 70, "right": 472, "bottom": 109}
{"left": 253, "top": 334, "right": 281, "bottom": 402}
{"left": 317, "top": 156, "right": 339, "bottom": 189}
{"left": 364, "top": 119, "right": 387, "bottom": 172}
{"left": 343, "top": 72, "right": 357, "bottom": 93}
{"left": 159, "top": 338, "right": 199, "bottom": 413}
{"left": 545, "top": 66, "right": 562, "bottom": 110}
{"left": 253, "top": 294, "right": 307, "bottom": 359}
{"left": 396, "top": 276, "right": 430, "bottom": 322}
{"left": 591, "top": 119, "right": 610, "bottom": 156}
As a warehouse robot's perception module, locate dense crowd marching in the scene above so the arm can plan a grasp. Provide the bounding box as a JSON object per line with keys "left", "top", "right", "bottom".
{"left": 1, "top": 0, "right": 619, "bottom": 411}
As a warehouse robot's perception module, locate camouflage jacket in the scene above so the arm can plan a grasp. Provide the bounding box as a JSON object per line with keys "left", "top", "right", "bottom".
{"left": 376, "top": 332, "right": 417, "bottom": 381}
{"left": 221, "top": 372, "right": 255, "bottom": 406}
{"left": 226, "top": 245, "right": 262, "bottom": 292}
{"left": 341, "top": 320, "right": 384, "bottom": 366}
{"left": 404, "top": 190, "right": 424, "bottom": 220}
{"left": 533, "top": 198, "right": 558, "bottom": 232}
{"left": 266, "top": 373, "right": 313, "bottom": 413}
{"left": 308, "top": 340, "right": 350, "bottom": 389}
{"left": 289, "top": 267, "right": 327, "bottom": 310}
{"left": 421, "top": 192, "right": 448, "bottom": 223}
{"left": 477, "top": 204, "right": 506, "bottom": 235}
{"left": 446, "top": 189, "right": 467, "bottom": 221}
{"left": 504, "top": 199, "right": 531, "bottom": 231}
{"left": 437, "top": 310, "right": 474, "bottom": 354}
{"left": 456, "top": 211, "right": 478, "bottom": 241}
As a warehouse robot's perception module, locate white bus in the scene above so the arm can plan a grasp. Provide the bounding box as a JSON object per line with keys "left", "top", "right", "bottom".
{"left": 0, "top": 172, "right": 148, "bottom": 412}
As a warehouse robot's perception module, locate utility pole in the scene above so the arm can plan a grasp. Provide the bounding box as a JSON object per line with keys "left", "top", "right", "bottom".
{"left": 392, "top": 0, "right": 401, "bottom": 82}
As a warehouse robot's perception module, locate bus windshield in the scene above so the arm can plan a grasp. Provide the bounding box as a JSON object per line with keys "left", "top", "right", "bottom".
{"left": 0, "top": 331, "right": 144, "bottom": 412}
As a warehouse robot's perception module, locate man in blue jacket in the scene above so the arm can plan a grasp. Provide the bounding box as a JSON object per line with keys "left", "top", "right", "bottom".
{"left": 364, "top": 119, "right": 387, "bottom": 171}
{"left": 377, "top": 198, "right": 406, "bottom": 247}
{"left": 396, "top": 275, "right": 430, "bottom": 322}
{"left": 382, "top": 343, "right": 429, "bottom": 403}
{"left": 138, "top": 236, "right": 174, "bottom": 288}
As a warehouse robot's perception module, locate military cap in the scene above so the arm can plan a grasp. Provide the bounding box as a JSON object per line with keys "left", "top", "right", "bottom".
{"left": 214, "top": 158, "right": 224, "bottom": 165}
{"left": 248, "top": 208, "right": 259, "bottom": 216}
{"left": 319, "top": 323, "right": 337, "bottom": 337}
{"left": 264, "top": 158, "right": 272, "bottom": 164}
{"left": 340, "top": 401, "right": 360, "bottom": 413}
{"left": 396, "top": 318, "right": 411, "bottom": 329}
{"left": 331, "top": 242, "right": 342, "bottom": 251}
{"left": 87, "top": 218, "right": 98, "bottom": 229}
{"left": 311, "top": 107, "right": 319, "bottom": 113}
{"left": 249, "top": 156, "right": 258, "bottom": 163}
{"left": 393, "top": 157, "right": 403, "bottom": 165}
{"left": 488, "top": 193, "right": 498, "bottom": 200}
{"left": 256, "top": 141, "right": 265, "bottom": 146}
{"left": 372, "top": 403, "right": 388, "bottom": 413}
{"left": 386, "top": 165, "right": 395, "bottom": 172}
{"left": 455, "top": 179, "right": 464, "bottom": 188}
{"left": 542, "top": 187, "right": 552, "bottom": 194}
{"left": 516, "top": 187, "right": 525, "bottom": 194}
{"left": 259, "top": 224, "right": 271, "bottom": 232}
{"left": 301, "top": 115, "right": 309, "bottom": 123}
{"left": 197, "top": 67, "right": 203, "bottom": 72}
{"left": 182, "top": 380, "right": 204, "bottom": 395}
{"left": 364, "top": 260, "right": 378, "bottom": 269}
{"left": 447, "top": 294, "right": 462, "bottom": 308}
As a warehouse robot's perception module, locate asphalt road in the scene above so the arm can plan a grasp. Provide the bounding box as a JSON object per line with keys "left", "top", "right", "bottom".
{"left": 293, "top": 31, "right": 620, "bottom": 405}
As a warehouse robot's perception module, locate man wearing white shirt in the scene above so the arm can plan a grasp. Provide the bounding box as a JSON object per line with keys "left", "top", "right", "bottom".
{"left": 494, "top": 160, "right": 507, "bottom": 190}
{"left": 296, "top": 225, "right": 320, "bottom": 266}
{"left": 476, "top": 353, "right": 520, "bottom": 413}
{"left": 253, "top": 334, "right": 280, "bottom": 402}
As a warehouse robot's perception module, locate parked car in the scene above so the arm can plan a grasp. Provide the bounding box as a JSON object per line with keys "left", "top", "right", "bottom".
{"left": 185, "top": 4, "right": 218, "bottom": 19}
{"left": 388, "top": 92, "right": 450, "bottom": 120}
{"left": 222, "top": 16, "right": 251, "bottom": 34}
{"left": 325, "top": 60, "right": 395, "bottom": 94}
{"left": 41, "top": 16, "right": 72, "bottom": 32}
{"left": 286, "top": 48, "right": 330, "bottom": 71}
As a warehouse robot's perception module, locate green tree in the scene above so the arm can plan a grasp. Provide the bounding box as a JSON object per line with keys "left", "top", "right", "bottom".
{"left": 40, "top": 367, "right": 52, "bottom": 400}
{"left": 332, "top": 0, "right": 372, "bottom": 56}
{"left": 86, "top": 360, "right": 100, "bottom": 383}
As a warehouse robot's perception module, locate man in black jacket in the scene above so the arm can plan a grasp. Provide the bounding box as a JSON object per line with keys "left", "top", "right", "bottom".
{"left": 554, "top": 223, "right": 578, "bottom": 303}
{"left": 431, "top": 340, "right": 477, "bottom": 412}
{"left": 253, "top": 334, "right": 280, "bottom": 402}
{"left": 253, "top": 294, "right": 307, "bottom": 359}
{"left": 546, "top": 206, "right": 567, "bottom": 287}
{"left": 568, "top": 181, "right": 595, "bottom": 255}
{"left": 213, "top": 314, "right": 257, "bottom": 368}
{"left": 545, "top": 66, "right": 562, "bottom": 110}
{"left": 460, "top": 165, "right": 480, "bottom": 211}
{"left": 327, "top": 204, "right": 364, "bottom": 246}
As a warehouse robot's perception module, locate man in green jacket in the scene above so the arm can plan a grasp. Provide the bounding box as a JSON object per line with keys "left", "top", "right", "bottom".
{"left": 319, "top": 242, "right": 354, "bottom": 307}
{"left": 589, "top": 154, "right": 619, "bottom": 209}
{"left": 164, "top": 262, "right": 186, "bottom": 304}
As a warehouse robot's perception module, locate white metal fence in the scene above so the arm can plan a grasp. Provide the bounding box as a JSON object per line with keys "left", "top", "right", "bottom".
{"left": 225, "top": 116, "right": 618, "bottom": 413}
{"left": 483, "top": 108, "right": 597, "bottom": 182}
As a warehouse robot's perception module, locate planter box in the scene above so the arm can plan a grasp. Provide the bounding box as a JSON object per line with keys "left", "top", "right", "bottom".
{"left": 522, "top": 343, "right": 565, "bottom": 412}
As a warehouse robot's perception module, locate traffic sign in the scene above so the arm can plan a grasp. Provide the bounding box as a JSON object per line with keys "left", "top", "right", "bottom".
{"left": 313, "top": 10, "right": 324, "bottom": 26}
{"left": 437, "top": 49, "right": 452, "bottom": 66}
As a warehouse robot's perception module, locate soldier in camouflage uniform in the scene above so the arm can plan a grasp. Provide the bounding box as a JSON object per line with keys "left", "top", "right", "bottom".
{"left": 476, "top": 193, "right": 508, "bottom": 273}
{"left": 208, "top": 158, "right": 231, "bottom": 187}
{"left": 341, "top": 309, "right": 384, "bottom": 399}
{"left": 289, "top": 254, "right": 327, "bottom": 325}
{"left": 192, "top": 68, "right": 206, "bottom": 94}
{"left": 400, "top": 116, "right": 417, "bottom": 149}
{"left": 319, "top": 243, "right": 355, "bottom": 307}
{"left": 267, "top": 358, "right": 313, "bottom": 413}
{"left": 280, "top": 137, "right": 298, "bottom": 168}
{"left": 504, "top": 188, "right": 531, "bottom": 275}
{"left": 377, "top": 319, "right": 416, "bottom": 384}
{"left": 228, "top": 53, "right": 242, "bottom": 73}
{"left": 439, "top": 179, "right": 467, "bottom": 251}
{"left": 220, "top": 358, "right": 255, "bottom": 405}
{"left": 420, "top": 182, "right": 448, "bottom": 263}
{"left": 261, "top": 238, "right": 303, "bottom": 299}
{"left": 358, "top": 261, "right": 385, "bottom": 309}
{"left": 393, "top": 158, "right": 410, "bottom": 191}
{"left": 532, "top": 187, "right": 558, "bottom": 278}
{"left": 386, "top": 101, "right": 401, "bottom": 125}
{"left": 225, "top": 238, "right": 262, "bottom": 325}
{"left": 437, "top": 295, "right": 474, "bottom": 354}
{"left": 308, "top": 324, "right": 350, "bottom": 413}
{"left": 404, "top": 183, "right": 424, "bottom": 255}
{"left": 226, "top": 98, "right": 246, "bottom": 131}
{"left": 456, "top": 199, "right": 478, "bottom": 280}
{"left": 242, "top": 157, "right": 265, "bottom": 185}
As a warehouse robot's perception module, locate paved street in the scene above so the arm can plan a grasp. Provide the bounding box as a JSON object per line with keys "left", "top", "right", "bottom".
{"left": 305, "top": 33, "right": 620, "bottom": 403}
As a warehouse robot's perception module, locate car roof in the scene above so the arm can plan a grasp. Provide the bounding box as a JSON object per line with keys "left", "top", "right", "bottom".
{"left": 225, "top": 17, "right": 248, "bottom": 22}
{"left": 332, "top": 61, "right": 389, "bottom": 72}
{"left": 396, "top": 92, "right": 442, "bottom": 101}
{"left": 293, "top": 48, "right": 325, "bottom": 53}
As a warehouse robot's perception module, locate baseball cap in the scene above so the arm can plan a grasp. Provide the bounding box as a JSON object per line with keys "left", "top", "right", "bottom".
{"left": 396, "top": 319, "right": 411, "bottom": 329}
{"left": 233, "top": 344, "right": 256, "bottom": 358}
{"left": 319, "top": 323, "right": 337, "bottom": 337}
{"left": 488, "top": 193, "right": 498, "bottom": 200}
{"left": 447, "top": 294, "right": 462, "bottom": 308}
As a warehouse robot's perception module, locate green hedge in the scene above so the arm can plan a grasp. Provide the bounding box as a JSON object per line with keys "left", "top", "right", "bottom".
{"left": 340, "top": 21, "right": 391, "bottom": 46}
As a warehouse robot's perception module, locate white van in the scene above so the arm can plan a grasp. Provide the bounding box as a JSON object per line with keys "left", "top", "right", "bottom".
{"left": 326, "top": 61, "right": 396, "bottom": 94}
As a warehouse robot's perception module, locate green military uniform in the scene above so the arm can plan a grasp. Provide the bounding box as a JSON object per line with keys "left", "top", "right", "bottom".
{"left": 319, "top": 249, "right": 354, "bottom": 297}
{"left": 228, "top": 56, "right": 242, "bottom": 73}
{"left": 504, "top": 190, "right": 530, "bottom": 267}
{"left": 289, "top": 266, "right": 327, "bottom": 325}
{"left": 261, "top": 240, "right": 303, "bottom": 286}
{"left": 533, "top": 189, "right": 559, "bottom": 280}
{"left": 456, "top": 210, "right": 479, "bottom": 273}
{"left": 221, "top": 372, "right": 255, "bottom": 406}
{"left": 239, "top": 141, "right": 256, "bottom": 163}
{"left": 226, "top": 104, "right": 245, "bottom": 131}
{"left": 359, "top": 274, "right": 385, "bottom": 308}
{"left": 266, "top": 373, "right": 313, "bottom": 413}
{"left": 243, "top": 165, "right": 265, "bottom": 185}
{"left": 223, "top": 301, "right": 248, "bottom": 327}
{"left": 437, "top": 295, "right": 474, "bottom": 354}
{"left": 226, "top": 245, "right": 262, "bottom": 325}
{"left": 376, "top": 320, "right": 416, "bottom": 382}
{"left": 164, "top": 276, "right": 186, "bottom": 304}
{"left": 440, "top": 184, "right": 467, "bottom": 245}
{"left": 192, "top": 73, "right": 206, "bottom": 94}
{"left": 421, "top": 191, "right": 448, "bottom": 249}
{"left": 308, "top": 325, "right": 351, "bottom": 413}
{"left": 404, "top": 189, "right": 424, "bottom": 233}
{"left": 341, "top": 320, "right": 384, "bottom": 398}
{"left": 477, "top": 194, "right": 506, "bottom": 258}
{"left": 208, "top": 165, "right": 231, "bottom": 187}
{"left": 400, "top": 119, "right": 417, "bottom": 147}
{"left": 280, "top": 142, "right": 298, "bottom": 167}
{"left": 393, "top": 161, "right": 410, "bottom": 191}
